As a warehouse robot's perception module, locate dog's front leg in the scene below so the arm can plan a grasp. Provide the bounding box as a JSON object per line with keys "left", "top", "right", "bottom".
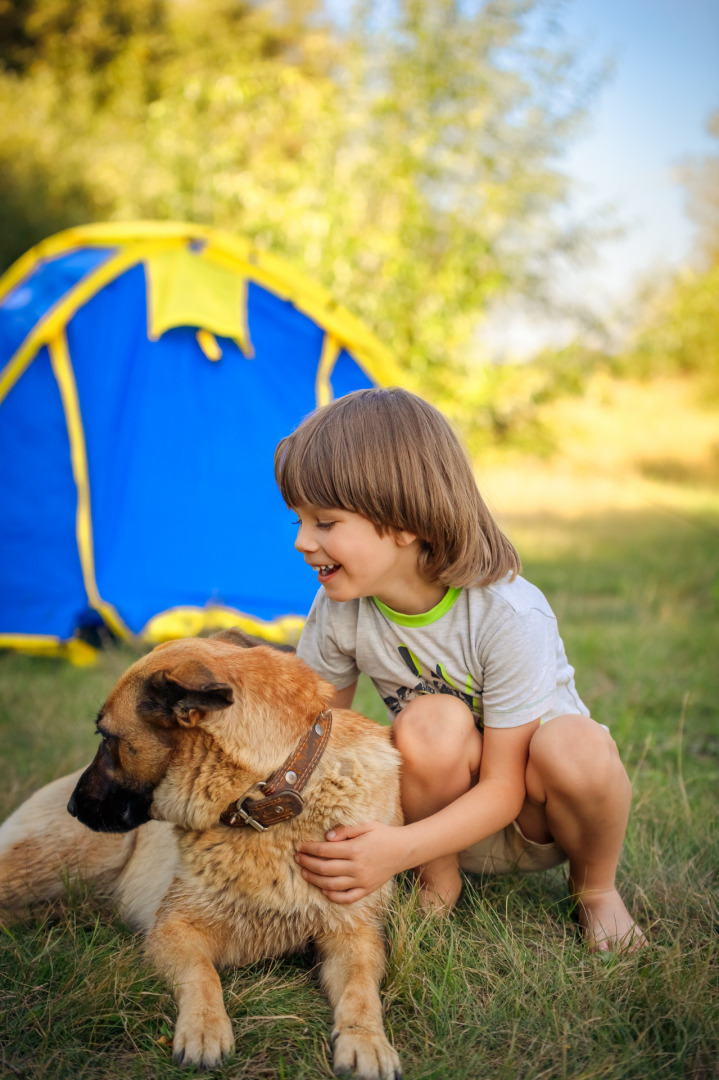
{"left": 316, "top": 921, "right": 401, "bottom": 1080}
{"left": 146, "top": 912, "right": 234, "bottom": 1069}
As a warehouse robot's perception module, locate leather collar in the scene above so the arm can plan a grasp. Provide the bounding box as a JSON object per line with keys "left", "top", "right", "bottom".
{"left": 219, "top": 709, "right": 332, "bottom": 831}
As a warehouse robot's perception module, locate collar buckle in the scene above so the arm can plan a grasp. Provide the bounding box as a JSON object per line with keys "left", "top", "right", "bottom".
{"left": 231, "top": 781, "right": 268, "bottom": 831}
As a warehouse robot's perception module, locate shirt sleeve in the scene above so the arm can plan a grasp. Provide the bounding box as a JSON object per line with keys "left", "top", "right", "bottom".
{"left": 296, "top": 590, "right": 360, "bottom": 690}
{"left": 480, "top": 608, "right": 558, "bottom": 728}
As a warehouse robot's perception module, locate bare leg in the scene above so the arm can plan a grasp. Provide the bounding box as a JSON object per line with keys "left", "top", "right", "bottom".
{"left": 393, "top": 696, "right": 481, "bottom": 912}
{"left": 519, "top": 715, "right": 647, "bottom": 952}
{"left": 316, "top": 922, "right": 400, "bottom": 1080}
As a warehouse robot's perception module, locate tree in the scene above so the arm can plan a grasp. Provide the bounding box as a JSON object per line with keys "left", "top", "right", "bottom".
{"left": 0, "top": 0, "right": 599, "bottom": 427}
{"left": 678, "top": 109, "right": 719, "bottom": 267}
{"left": 0, "top": 0, "right": 336, "bottom": 266}
{"left": 306, "top": 0, "right": 598, "bottom": 404}
{"left": 616, "top": 110, "right": 719, "bottom": 393}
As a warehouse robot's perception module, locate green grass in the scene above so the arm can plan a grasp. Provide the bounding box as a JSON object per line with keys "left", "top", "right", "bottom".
{"left": 1, "top": 506, "right": 718, "bottom": 1079}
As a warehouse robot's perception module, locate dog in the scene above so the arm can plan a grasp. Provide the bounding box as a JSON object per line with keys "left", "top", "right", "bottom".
{"left": 0, "top": 630, "right": 402, "bottom": 1079}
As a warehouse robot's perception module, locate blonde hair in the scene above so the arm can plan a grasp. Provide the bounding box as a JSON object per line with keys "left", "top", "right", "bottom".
{"left": 274, "top": 388, "right": 521, "bottom": 587}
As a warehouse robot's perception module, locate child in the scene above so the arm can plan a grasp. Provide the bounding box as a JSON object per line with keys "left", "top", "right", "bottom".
{"left": 274, "top": 387, "right": 646, "bottom": 951}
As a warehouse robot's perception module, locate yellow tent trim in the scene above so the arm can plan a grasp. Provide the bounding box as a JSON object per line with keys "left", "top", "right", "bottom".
{"left": 141, "top": 605, "right": 305, "bottom": 646}
{"left": 0, "top": 633, "right": 61, "bottom": 649}
{"left": 0, "top": 634, "right": 99, "bottom": 665}
{"left": 0, "top": 222, "right": 404, "bottom": 395}
{"left": 0, "top": 238, "right": 183, "bottom": 407}
{"left": 47, "top": 331, "right": 132, "bottom": 642}
{"left": 315, "top": 333, "right": 341, "bottom": 407}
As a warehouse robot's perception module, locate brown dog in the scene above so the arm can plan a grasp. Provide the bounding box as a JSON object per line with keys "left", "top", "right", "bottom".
{"left": 0, "top": 631, "right": 402, "bottom": 1078}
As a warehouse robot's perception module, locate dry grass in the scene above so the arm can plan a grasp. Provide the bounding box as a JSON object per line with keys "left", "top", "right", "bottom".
{"left": 480, "top": 375, "right": 719, "bottom": 521}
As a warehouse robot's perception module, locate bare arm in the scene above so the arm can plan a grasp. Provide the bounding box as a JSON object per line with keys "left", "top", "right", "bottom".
{"left": 329, "top": 680, "right": 358, "bottom": 710}
{"left": 296, "top": 718, "right": 539, "bottom": 903}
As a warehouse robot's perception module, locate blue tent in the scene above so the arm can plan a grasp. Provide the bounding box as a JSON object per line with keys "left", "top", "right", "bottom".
{"left": 0, "top": 222, "right": 399, "bottom": 659}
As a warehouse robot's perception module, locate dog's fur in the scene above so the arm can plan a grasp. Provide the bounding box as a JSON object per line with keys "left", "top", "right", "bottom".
{"left": 0, "top": 631, "right": 402, "bottom": 1078}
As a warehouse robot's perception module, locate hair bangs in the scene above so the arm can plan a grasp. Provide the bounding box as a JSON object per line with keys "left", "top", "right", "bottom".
{"left": 275, "top": 423, "right": 359, "bottom": 514}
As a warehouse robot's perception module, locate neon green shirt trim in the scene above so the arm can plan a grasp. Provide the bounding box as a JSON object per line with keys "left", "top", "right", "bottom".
{"left": 373, "top": 587, "right": 462, "bottom": 627}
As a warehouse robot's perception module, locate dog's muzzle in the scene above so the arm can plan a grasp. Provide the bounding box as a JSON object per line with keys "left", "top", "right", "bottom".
{"left": 67, "top": 767, "right": 154, "bottom": 833}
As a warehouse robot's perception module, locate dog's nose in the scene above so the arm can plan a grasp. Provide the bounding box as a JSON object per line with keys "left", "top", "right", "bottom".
{"left": 67, "top": 792, "right": 77, "bottom": 817}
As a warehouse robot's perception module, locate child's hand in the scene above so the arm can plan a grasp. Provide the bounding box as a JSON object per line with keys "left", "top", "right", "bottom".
{"left": 295, "top": 821, "right": 410, "bottom": 904}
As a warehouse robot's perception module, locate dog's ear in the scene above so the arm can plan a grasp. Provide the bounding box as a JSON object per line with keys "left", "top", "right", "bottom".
{"left": 142, "top": 661, "right": 234, "bottom": 728}
{"left": 210, "top": 627, "right": 296, "bottom": 654}
{"left": 210, "top": 627, "right": 260, "bottom": 649}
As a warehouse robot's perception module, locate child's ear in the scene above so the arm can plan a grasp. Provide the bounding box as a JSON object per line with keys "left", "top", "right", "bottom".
{"left": 394, "top": 530, "right": 418, "bottom": 547}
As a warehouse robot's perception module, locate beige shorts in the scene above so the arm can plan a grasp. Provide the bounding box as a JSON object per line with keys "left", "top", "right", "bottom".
{"left": 458, "top": 819, "right": 567, "bottom": 876}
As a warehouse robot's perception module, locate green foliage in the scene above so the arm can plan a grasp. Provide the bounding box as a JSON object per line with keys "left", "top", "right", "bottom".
{"left": 0, "top": 0, "right": 335, "bottom": 263}
{"left": 0, "top": 0, "right": 599, "bottom": 428}
{"left": 678, "top": 109, "right": 719, "bottom": 267}
{"left": 446, "top": 341, "right": 606, "bottom": 456}
{"left": 605, "top": 110, "right": 719, "bottom": 396}
{"left": 618, "top": 263, "right": 719, "bottom": 394}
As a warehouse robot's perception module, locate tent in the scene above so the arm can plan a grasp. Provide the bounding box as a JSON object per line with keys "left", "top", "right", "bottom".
{"left": 0, "top": 222, "right": 400, "bottom": 660}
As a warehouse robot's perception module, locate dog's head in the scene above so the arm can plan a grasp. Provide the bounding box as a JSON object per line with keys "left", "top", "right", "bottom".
{"left": 67, "top": 633, "right": 332, "bottom": 833}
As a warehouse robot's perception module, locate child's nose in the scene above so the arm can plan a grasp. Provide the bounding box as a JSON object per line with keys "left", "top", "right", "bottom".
{"left": 294, "top": 524, "right": 317, "bottom": 553}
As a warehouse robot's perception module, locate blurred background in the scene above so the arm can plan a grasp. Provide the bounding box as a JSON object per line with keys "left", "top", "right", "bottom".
{"left": 1, "top": 0, "right": 717, "bottom": 454}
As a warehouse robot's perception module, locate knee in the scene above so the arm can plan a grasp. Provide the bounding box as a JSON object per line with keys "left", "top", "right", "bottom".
{"left": 393, "top": 694, "right": 481, "bottom": 775}
{"left": 528, "top": 715, "right": 626, "bottom": 801}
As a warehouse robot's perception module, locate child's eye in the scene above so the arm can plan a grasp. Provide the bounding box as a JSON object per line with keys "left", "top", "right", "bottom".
{"left": 290, "top": 517, "right": 300, "bottom": 526}
{"left": 317, "top": 521, "right": 335, "bottom": 530}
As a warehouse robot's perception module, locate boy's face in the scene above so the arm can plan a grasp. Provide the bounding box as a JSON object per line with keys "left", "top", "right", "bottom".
{"left": 292, "top": 503, "right": 431, "bottom": 610}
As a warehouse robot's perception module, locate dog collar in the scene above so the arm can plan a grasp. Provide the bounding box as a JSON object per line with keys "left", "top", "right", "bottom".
{"left": 219, "top": 709, "right": 332, "bottom": 832}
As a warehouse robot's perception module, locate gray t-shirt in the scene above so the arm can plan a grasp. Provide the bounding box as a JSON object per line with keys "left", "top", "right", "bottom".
{"left": 297, "top": 576, "right": 588, "bottom": 730}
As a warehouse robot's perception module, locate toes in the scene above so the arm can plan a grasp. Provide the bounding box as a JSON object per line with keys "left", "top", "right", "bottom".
{"left": 332, "top": 1026, "right": 401, "bottom": 1080}
{"left": 171, "top": 1012, "right": 234, "bottom": 1069}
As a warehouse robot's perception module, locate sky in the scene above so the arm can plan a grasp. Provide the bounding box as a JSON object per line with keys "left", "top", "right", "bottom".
{"left": 484, "top": 0, "right": 719, "bottom": 357}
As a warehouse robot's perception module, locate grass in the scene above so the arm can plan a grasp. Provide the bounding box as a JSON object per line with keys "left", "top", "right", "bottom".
{"left": 1, "top": 377, "right": 718, "bottom": 1079}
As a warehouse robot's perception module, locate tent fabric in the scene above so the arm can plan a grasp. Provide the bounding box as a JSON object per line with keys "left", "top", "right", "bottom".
{"left": 0, "top": 222, "right": 401, "bottom": 656}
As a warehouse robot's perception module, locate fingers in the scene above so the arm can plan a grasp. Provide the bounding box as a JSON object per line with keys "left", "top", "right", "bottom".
{"left": 296, "top": 840, "right": 344, "bottom": 859}
{"left": 320, "top": 887, "right": 367, "bottom": 905}
{"left": 296, "top": 853, "right": 354, "bottom": 876}
{"left": 299, "top": 861, "right": 363, "bottom": 895}
{"left": 297, "top": 821, "right": 381, "bottom": 859}
{"left": 325, "top": 821, "right": 376, "bottom": 841}
{"left": 302, "top": 869, "right": 356, "bottom": 891}
{"left": 295, "top": 852, "right": 366, "bottom": 896}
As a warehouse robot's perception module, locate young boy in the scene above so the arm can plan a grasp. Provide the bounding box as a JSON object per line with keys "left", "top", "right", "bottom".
{"left": 274, "top": 387, "right": 646, "bottom": 951}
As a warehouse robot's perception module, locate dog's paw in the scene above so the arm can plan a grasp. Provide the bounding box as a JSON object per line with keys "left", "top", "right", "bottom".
{"left": 331, "top": 1024, "right": 401, "bottom": 1080}
{"left": 172, "top": 1009, "right": 235, "bottom": 1069}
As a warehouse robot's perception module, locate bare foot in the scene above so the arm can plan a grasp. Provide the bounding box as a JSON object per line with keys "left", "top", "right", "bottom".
{"left": 571, "top": 885, "right": 648, "bottom": 952}
{"left": 417, "top": 855, "right": 462, "bottom": 914}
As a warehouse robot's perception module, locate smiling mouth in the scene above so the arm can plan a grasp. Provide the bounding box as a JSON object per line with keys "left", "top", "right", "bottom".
{"left": 316, "top": 563, "right": 340, "bottom": 580}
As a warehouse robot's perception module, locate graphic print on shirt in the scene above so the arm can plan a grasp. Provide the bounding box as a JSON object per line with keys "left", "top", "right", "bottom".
{"left": 382, "top": 643, "right": 483, "bottom": 723}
